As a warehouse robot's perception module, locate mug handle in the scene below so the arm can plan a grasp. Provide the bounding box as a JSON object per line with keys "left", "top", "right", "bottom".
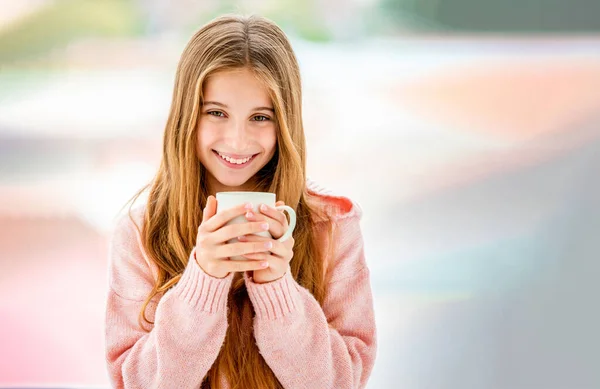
{"left": 275, "top": 205, "right": 296, "bottom": 242}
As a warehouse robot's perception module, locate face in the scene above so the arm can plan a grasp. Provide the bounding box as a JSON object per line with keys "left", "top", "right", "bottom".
{"left": 196, "top": 68, "right": 277, "bottom": 194}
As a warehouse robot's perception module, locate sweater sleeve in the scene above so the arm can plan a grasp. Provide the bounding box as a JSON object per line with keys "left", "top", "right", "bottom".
{"left": 244, "top": 213, "right": 377, "bottom": 389}
{"left": 105, "top": 211, "right": 233, "bottom": 389}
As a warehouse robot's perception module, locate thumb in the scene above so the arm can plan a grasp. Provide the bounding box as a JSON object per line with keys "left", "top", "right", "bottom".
{"left": 202, "top": 196, "right": 218, "bottom": 223}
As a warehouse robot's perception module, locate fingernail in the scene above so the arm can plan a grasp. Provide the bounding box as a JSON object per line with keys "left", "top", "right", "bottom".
{"left": 244, "top": 202, "right": 253, "bottom": 209}
{"left": 264, "top": 241, "right": 273, "bottom": 249}
{"left": 261, "top": 223, "right": 269, "bottom": 230}
{"left": 260, "top": 204, "right": 268, "bottom": 212}
{"left": 261, "top": 262, "right": 269, "bottom": 268}
{"left": 246, "top": 211, "right": 254, "bottom": 218}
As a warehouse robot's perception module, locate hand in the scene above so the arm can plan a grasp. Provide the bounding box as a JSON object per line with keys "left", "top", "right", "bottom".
{"left": 244, "top": 200, "right": 290, "bottom": 240}
{"left": 195, "top": 196, "right": 275, "bottom": 279}
{"left": 242, "top": 201, "right": 295, "bottom": 283}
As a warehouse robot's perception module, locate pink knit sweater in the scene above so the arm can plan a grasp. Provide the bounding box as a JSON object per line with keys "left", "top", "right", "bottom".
{"left": 104, "top": 182, "right": 377, "bottom": 388}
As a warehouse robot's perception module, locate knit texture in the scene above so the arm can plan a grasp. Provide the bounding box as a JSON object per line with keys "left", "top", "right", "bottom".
{"left": 104, "top": 180, "right": 377, "bottom": 388}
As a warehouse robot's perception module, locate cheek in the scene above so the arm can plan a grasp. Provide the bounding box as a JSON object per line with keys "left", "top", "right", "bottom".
{"left": 196, "top": 123, "right": 219, "bottom": 151}
{"left": 263, "top": 127, "right": 277, "bottom": 153}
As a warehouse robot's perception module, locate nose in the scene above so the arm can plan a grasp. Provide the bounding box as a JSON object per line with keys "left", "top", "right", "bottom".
{"left": 224, "top": 119, "right": 250, "bottom": 151}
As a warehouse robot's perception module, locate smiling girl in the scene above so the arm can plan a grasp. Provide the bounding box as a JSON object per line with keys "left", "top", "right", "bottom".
{"left": 105, "top": 14, "right": 376, "bottom": 389}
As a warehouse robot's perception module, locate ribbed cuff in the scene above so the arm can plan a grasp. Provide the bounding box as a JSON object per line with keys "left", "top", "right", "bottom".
{"left": 171, "top": 248, "right": 233, "bottom": 313}
{"left": 245, "top": 271, "right": 301, "bottom": 320}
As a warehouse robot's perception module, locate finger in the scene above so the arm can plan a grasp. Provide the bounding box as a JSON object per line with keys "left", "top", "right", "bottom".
{"left": 275, "top": 200, "right": 285, "bottom": 206}
{"left": 202, "top": 202, "right": 254, "bottom": 232}
{"left": 259, "top": 204, "right": 288, "bottom": 227}
{"left": 215, "top": 240, "right": 274, "bottom": 259}
{"left": 245, "top": 212, "right": 285, "bottom": 236}
{"left": 202, "top": 196, "right": 217, "bottom": 223}
{"left": 242, "top": 252, "right": 269, "bottom": 260}
{"left": 237, "top": 234, "right": 269, "bottom": 242}
{"left": 259, "top": 204, "right": 289, "bottom": 238}
{"left": 246, "top": 211, "right": 285, "bottom": 238}
{"left": 243, "top": 210, "right": 268, "bottom": 222}
{"left": 220, "top": 259, "right": 270, "bottom": 272}
{"left": 241, "top": 238, "right": 293, "bottom": 260}
{"left": 212, "top": 221, "right": 270, "bottom": 244}
{"left": 265, "top": 239, "right": 293, "bottom": 259}
{"left": 251, "top": 254, "right": 288, "bottom": 273}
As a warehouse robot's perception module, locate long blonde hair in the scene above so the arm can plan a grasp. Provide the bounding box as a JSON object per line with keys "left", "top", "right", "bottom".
{"left": 126, "top": 14, "right": 332, "bottom": 389}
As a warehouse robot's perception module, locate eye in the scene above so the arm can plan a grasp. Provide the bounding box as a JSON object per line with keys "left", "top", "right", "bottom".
{"left": 252, "top": 115, "right": 271, "bottom": 122}
{"left": 207, "top": 111, "right": 225, "bottom": 117}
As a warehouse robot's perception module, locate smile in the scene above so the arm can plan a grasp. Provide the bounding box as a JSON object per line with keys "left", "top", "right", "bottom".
{"left": 213, "top": 150, "right": 258, "bottom": 168}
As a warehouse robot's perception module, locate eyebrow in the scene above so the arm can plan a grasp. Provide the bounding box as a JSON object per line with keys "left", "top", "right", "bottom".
{"left": 203, "top": 101, "right": 274, "bottom": 112}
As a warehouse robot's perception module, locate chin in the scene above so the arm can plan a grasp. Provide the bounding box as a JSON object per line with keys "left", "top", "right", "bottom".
{"left": 210, "top": 165, "right": 258, "bottom": 189}
{"left": 216, "top": 176, "right": 253, "bottom": 189}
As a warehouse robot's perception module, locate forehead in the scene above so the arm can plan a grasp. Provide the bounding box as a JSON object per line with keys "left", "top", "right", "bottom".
{"left": 203, "top": 68, "right": 272, "bottom": 106}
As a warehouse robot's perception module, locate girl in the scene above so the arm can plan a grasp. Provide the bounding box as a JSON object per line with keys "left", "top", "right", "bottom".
{"left": 105, "top": 14, "right": 376, "bottom": 389}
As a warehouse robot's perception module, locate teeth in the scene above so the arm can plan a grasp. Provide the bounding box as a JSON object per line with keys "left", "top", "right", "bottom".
{"left": 217, "top": 151, "right": 252, "bottom": 165}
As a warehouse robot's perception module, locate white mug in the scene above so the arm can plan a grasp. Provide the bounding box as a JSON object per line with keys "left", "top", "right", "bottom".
{"left": 215, "top": 191, "right": 296, "bottom": 260}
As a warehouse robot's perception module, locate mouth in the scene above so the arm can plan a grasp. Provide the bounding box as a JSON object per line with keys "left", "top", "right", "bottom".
{"left": 213, "top": 150, "right": 259, "bottom": 169}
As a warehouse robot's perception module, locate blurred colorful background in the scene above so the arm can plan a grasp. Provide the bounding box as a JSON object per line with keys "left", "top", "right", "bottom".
{"left": 1, "top": 0, "right": 599, "bottom": 388}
